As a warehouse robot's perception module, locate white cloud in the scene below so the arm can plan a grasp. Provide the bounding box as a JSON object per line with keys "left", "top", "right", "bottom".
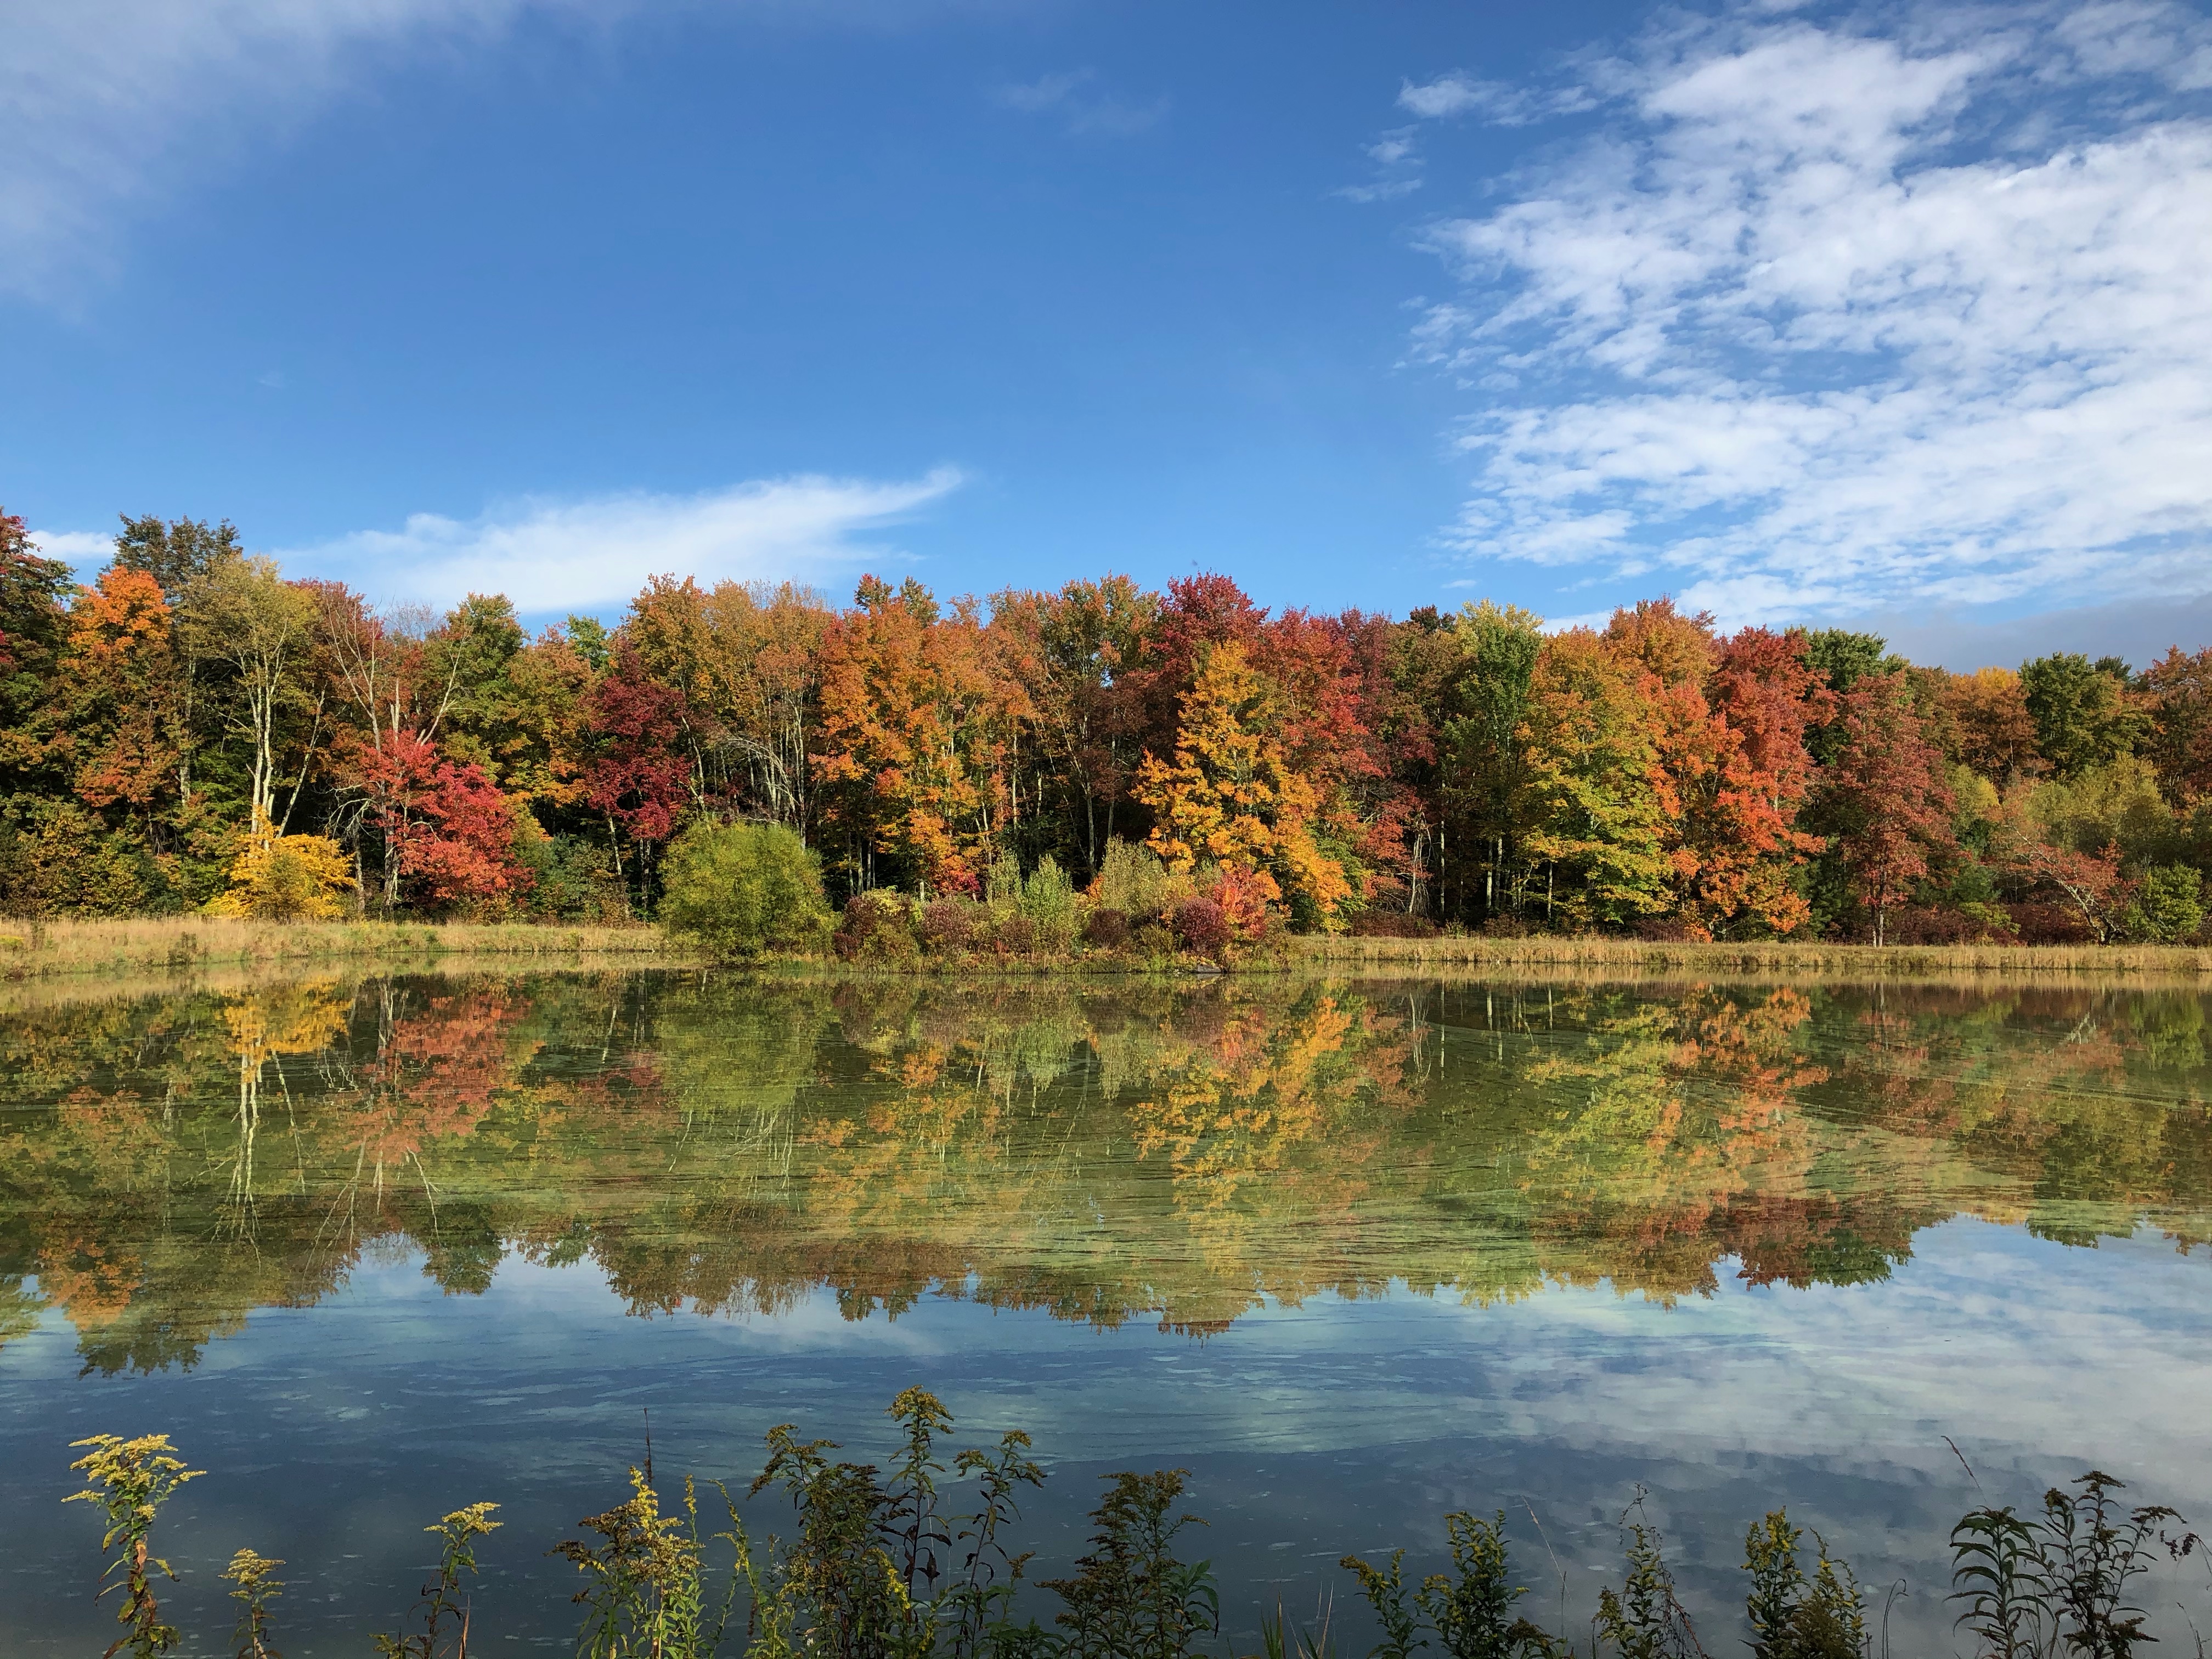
{"left": 1398, "top": 72, "right": 1599, "bottom": 126}
{"left": 0, "top": 0, "right": 595, "bottom": 302}
{"left": 1409, "top": 1, "right": 2212, "bottom": 625}
{"left": 23, "top": 529, "right": 116, "bottom": 572}
{"left": 1335, "top": 178, "right": 1423, "bottom": 204}
{"left": 995, "top": 69, "right": 1166, "bottom": 137}
{"left": 1336, "top": 125, "right": 1424, "bottom": 204}
{"left": 281, "top": 469, "right": 964, "bottom": 613}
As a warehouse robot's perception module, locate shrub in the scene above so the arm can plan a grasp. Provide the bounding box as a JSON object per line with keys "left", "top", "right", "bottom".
{"left": 832, "top": 891, "right": 917, "bottom": 962}
{"left": 1888, "top": 904, "right": 2019, "bottom": 945}
{"left": 985, "top": 852, "right": 1025, "bottom": 907}
{"left": 992, "top": 913, "right": 1037, "bottom": 957}
{"left": 0, "top": 803, "right": 166, "bottom": 917}
{"left": 1172, "top": 896, "right": 1230, "bottom": 959}
{"left": 1083, "top": 906, "right": 1132, "bottom": 949}
{"left": 2124, "top": 864, "right": 2204, "bottom": 943}
{"left": 659, "top": 821, "right": 830, "bottom": 959}
{"left": 1020, "top": 856, "right": 1081, "bottom": 950}
{"left": 1630, "top": 917, "right": 1712, "bottom": 943}
{"left": 521, "top": 832, "right": 629, "bottom": 924}
{"left": 1092, "top": 838, "right": 1172, "bottom": 922}
{"left": 1206, "top": 866, "right": 1273, "bottom": 940}
{"left": 918, "top": 899, "right": 975, "bottom": 954}
{"left": 208, "top": 818, "right": 356, "bottom": 921}
{"left": 1350, "top": 911, "right": 1441, "bottom": 939}
{"left": 2007, "top": 902, "right": 2097, "bottom": 944}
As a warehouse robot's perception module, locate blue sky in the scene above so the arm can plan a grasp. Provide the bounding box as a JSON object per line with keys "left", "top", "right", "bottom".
{"left": 5, "top": 0, "right": 2210, "bottom": 665}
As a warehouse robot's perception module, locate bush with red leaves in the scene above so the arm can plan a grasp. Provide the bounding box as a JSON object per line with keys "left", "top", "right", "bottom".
{"left": 2006, "top": 902, "right": 2097, "bottom": 945}
{"left": 918, "top": 900, "right": 974, "bottom": 954}
{"left": 1172, "top": 896, "right": 1231, "bottom": 958}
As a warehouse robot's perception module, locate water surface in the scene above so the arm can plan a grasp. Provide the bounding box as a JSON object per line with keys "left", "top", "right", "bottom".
{"left": 2, "top": 970, "right": 2207, "bottom": 1654}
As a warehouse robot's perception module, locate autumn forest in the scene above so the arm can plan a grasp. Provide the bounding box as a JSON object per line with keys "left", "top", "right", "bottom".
{"left": 5, "top": 509, "right": 2211, "bottom": 946}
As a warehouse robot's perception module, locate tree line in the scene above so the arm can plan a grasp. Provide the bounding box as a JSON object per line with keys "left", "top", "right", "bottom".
{"left": 4, "top": 506, "right": 2209, "bottom": 941}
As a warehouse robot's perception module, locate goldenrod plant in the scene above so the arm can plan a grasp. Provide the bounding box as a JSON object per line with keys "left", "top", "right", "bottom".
{"left": 64, "top": 1432, "right": 205, "bottom": 1659}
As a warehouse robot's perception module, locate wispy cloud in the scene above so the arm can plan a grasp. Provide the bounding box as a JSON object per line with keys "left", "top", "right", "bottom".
{"left": 1335, "top": 123, "right": 1424, "bottom": 203}
{"left": 995, "top": 69, "right": 1167, "bottom": 137}
{"left": 1404, "top": 1, "right": 2212, "bottom": 626}
{"left": 275, "top": 469, "right": 965, "bottom": 613}
{"left": 1398, "top": 72, "right": 1599, "bottom": 126}
{"left": 0, "top": 0, "right": 600, "bottom": 303}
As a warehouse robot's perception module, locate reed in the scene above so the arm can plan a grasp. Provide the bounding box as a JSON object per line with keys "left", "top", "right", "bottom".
{"left": 0, "top": 914, "right": 683, "bottom": 983}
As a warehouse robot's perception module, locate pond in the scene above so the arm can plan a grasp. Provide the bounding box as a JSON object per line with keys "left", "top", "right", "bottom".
{"left": 2, "top": 969, "right": 2208, "bottom": 1655}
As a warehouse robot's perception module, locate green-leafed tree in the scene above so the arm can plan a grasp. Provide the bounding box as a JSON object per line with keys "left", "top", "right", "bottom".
{"left": 1441, "top": 599, "right": 1544, "bottom": 922}
{"left": 2021, "top": 652, "right": 2141, "bottom": 780}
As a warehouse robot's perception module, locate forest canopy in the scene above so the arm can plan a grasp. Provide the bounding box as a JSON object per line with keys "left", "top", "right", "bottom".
{"left": 4, "top": 507, "right": 2209, "bottom": 944}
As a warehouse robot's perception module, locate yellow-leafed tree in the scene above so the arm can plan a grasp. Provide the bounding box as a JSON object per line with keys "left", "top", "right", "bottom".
{"left": 1135, "top": 641, "right": 1349, "bottom": 924}
{"left": 208, "top": 815, "right": 357, "bottom": 921}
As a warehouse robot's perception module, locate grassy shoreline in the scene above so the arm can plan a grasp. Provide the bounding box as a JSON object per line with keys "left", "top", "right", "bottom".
{"left": 1295, "top": 932, "right": 2212, "bottom": 980}
{"left": 0, "top": 915, "right": 685, "bottom": 983}
{"left": 2, "top": 914, "right": 2208, "bottom": 989}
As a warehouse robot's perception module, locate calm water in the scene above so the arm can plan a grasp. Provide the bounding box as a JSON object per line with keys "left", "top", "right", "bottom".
{"left": 2, "top": 969, "right": 2208, "bottom": 1655}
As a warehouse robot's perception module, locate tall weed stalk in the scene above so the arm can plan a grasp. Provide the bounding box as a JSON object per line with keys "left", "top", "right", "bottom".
{"left": 1950, "top": 1472, "right": 2203, "bottom": 1659}
{"left": 65, "top": 1433, "right": 206, "bottom": 1659}
{"left": 372, "top": 1502, "right": 502, "bottom": 1659}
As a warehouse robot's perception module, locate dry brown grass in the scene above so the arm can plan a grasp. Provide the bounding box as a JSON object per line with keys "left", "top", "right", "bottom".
{"left": 1294, "top": 932, "right": 2212, "bottom": 984}
{"left": 0, "top": 915, "right": 685, "bottom": 984}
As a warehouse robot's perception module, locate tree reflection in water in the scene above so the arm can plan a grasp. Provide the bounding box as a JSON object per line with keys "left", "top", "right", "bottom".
{"left": 1, "top": 970, "right": 2206, "bottom": 1373}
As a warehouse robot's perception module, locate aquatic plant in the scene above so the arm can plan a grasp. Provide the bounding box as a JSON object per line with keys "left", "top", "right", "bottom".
{"left": 1254, "top": 1598, "right": 1338, "bottom": 1659}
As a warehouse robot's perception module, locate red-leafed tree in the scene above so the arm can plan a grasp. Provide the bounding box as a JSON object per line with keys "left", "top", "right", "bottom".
{"left": 1602, "top": 603, "right": 1830, "bottom": 937}
{"left": 585, "top": 645, "right": 693, "bottom": 905}
{"left": 2141, "top": 645, "right": 2212, "bottom": 806}
{"left": 342, "top": 730, "right": 529, "bottom": 911}
{"left": 1703, "top": 623, "right": 1832, "bottom": 933}
{"left": 1813, "top": 671, "right": 1955, "bottom": 945}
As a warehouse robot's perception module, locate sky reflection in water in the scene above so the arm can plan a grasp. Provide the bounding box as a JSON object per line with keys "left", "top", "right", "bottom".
{"left": 1, "top": 970, "right": 2208, "bottom": 1656}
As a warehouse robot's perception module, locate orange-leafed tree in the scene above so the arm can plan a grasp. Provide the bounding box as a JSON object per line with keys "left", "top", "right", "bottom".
{"left": 1701, "top": 623, "right": 1830, "bottom": 934}
{"left": 1133, "top": 640, "right": 1348, "bottom": 924}
{"left": 815, "top": 576, "right": 1029, "bottom": 895}
{"left": 1941, "top": 666, "right": 2044, "bottom": 787}
{"left": 60, "top": 567, "right": 181, "bottom": 819}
